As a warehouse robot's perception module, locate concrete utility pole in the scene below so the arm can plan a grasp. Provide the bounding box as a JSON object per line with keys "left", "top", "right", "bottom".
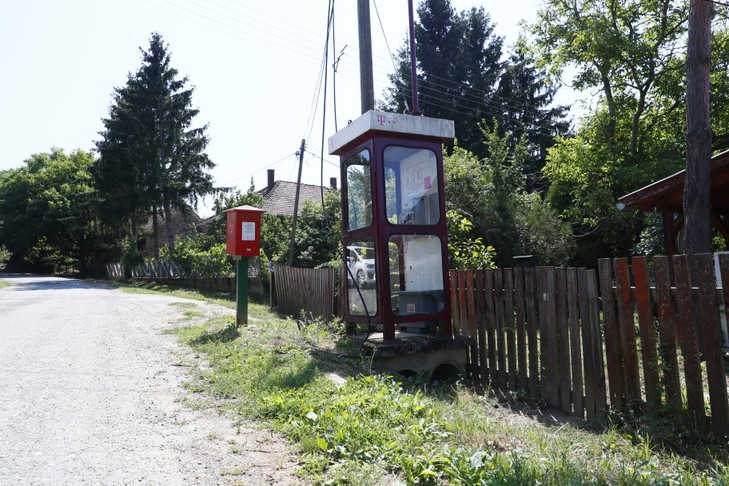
{"left": 357, "top": 0, "right": 375, "bottom": 113}
{"left": 683, "top": 0, "right": 713, "bottom": 257}
{"left": 288, "top": 139, "right": 306, "bottom": 266}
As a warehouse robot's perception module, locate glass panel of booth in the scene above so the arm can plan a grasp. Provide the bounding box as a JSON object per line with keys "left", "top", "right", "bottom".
{"left": 345, "top": 237, "right": 378, "bottom": 316}
{"left": 384, "top": 146, "right": 439, "bottom": 225}
{"left": 344, "top": 150, "right": 373, "bottom": 231}
{"left": 388, "top": 235, "right": 445, "bottom": 315}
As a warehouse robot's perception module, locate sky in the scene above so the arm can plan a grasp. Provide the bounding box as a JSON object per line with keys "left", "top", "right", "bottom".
{"left": 0, "top": 0, "right": 563, "bottom": 217}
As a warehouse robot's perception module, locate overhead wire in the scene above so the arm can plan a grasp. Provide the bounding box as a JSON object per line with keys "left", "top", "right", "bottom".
{"left": 146, "top": 0, "right": 566, "bottom": 203}
{"left": 146, "top": 0, "right": 561, "bottom": 132}
{"left": 217, "top": 152, "right": 296, "bottom": 188}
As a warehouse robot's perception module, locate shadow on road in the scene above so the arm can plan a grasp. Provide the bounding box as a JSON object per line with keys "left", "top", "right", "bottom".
{"left": 0, "top": 274, "right": 111, "bottom": 291}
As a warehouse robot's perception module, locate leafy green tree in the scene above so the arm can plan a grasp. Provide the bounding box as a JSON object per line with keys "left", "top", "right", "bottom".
{"left": 0, "top": 149, "right": 99, "bottom": 272}
{"left": 444, "top": 126, "right": 575, "bottom": 267}
{"left": 96, "top": 32, "right": 215, "bottom": 255}
{"left": 533, "top": 0, "right": 688, "bottom": 158}
{"left": 532, "top": 0, "right": 697, "bottom": 263}
{"left": 294, "top": 190, "right": 342, "bottom": 268}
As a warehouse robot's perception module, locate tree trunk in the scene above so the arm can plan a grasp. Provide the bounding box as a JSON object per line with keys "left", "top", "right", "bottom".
{"left": 683, "top": 0, "right": 713, "bottom": 258}
{"left": 152, "top": 209, "right": 160, "bottom": 257}
{"left": 162, "top": 185, "right": 175, "bottom": 257}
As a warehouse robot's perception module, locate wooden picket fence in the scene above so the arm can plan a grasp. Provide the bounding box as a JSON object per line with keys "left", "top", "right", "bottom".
{"left": 451, "top": 254, "right": 729, "bottom": 439}
{"left": 271, "top": 265, "right": 337, "bottom": 322}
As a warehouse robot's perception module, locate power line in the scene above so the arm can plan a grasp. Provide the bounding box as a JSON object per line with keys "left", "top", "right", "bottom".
{"left": 217, "top": 152, "right": 296, "bottom": 187}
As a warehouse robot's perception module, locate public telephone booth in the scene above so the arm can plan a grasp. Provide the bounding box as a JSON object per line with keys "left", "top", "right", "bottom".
{"left": 329, "top": 110, "right": 455, "bottom": 341}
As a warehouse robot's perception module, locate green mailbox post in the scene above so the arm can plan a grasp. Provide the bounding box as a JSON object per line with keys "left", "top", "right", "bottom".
{"left": 225, "top": 205, "right": 266, "bottom": 326}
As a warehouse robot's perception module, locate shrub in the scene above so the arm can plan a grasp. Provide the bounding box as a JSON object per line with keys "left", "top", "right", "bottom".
{"left": 0, "top": 245, "right": 11, "bottom": 271}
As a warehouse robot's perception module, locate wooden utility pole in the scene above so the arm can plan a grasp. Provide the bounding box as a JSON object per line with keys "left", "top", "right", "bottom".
{"left": 357, "top": 0, "right": 375, "bottom": 113}
{"left": 683, "top": 0, "right": 713, "bottom": 257}
{"left": 288, "top": 139, "right": 306, "bottom": 266}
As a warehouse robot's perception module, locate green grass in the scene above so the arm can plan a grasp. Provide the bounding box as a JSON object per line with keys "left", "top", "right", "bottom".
{"left": 115, "top": 280, "right": 729, "bottom": 485}
{"left": 0, "top": 280, "right": 10, "bottom": 290}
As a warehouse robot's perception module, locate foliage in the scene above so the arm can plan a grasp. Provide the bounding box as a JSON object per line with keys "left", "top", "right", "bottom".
{"left": 293, "top": 189, "right": 342, "bottom": 268}
{"left": 495, "top": 37, "right": 571, "bottom": 193}
{"left": 444, "top": 126, "right": 574, "bottom": 267}
{"left": 532, "top": 0, "right": 688, "bottom": 159}
{"left": 0, "top": 149, "right": 101, "bottom": 273}
{"left": 95, "top": 32, "right": 215, "bottom": 254}
{"left": 206, "top": 181, "right": 291, "bottom": 264}
{"left": 446, "top": 210, "right": 496, "bottom": 269}
{"left": 159, "top": 226, "right": 233, "bottom": 278}
{"left": 120, "top": 235, "right": 144, "bottom": 269}
{"left": 530, "top": 0, "right": 729, "bottom": 264}
{"left": 514, "top": 193, "right": 575, "bottom": 266}
{"left": 542, "top": 118, "right": 676, "bottom": 265}
{"left": 383, "top": 0, "right": 568, "bottom": 168}
{"left": 0, "top": 245, "right": 10, "bottom": 271}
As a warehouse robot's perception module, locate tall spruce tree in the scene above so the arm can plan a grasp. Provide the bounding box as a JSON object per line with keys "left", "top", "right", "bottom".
{"left": 383, "top": 0, "right": 567, "bottom": 165}
{"left": 384, "top": 0, "right": 503, "bottom": 155}
{"left": 495, "top": 39, "right": 570, "bottom": 193}
{"left": 95, "top": 32, "right": 214, "bottom": 255}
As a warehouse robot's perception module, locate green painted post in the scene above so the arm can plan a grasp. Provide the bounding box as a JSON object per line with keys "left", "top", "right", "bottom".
{"left": 236, "top": 256, "right": 249, "bottom": 326}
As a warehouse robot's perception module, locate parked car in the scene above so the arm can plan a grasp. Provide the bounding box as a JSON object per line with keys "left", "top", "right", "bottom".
{"left": 346, "top": 246, "right": 375, "bottom": 287}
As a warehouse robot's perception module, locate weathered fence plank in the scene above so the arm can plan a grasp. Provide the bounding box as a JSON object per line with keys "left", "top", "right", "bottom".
{"left": 614, "top": 257, "right": 642, "bottom": 410}
{"left": 494, "top": 269, "right": 507, "bottom": 390}
{"left": 475, "top": 270, "right": 489, "bottom": 387}
{"left": 514, "top": 268, "right": 528, "bottom": 394}
{"left": 484, "top": 269, "right": 497, "bottom": 386}
{"left": 696, "top": 253, "right": 729, "bottom": 439}
{"left": 525, "top": 267, "right": 539, "bottom": 399}
{"left": 504, "top": 269, "right": 517, "bottom": 391}
{"left": 567, "top": 268, "right": 584, "bottom": 419}
{"left": 632, "top": 257, "right": 660, "bottom": 410}
{"left": 672, "top": 255, "right": 706, "bottom": 431}
{"left": 653, "top": 256, "right": 682, "bottom": 410}
{"left": 540, "top": 267, "right": 559, "bottom": 408}
{"left": 556, "top": 267, "right": 572, "bottom": 414}
{"left": 599, "top": 258, "right": 623, "bottom": 410}
{"left": 465, "top": 270, "right": 480, "bottom": 384}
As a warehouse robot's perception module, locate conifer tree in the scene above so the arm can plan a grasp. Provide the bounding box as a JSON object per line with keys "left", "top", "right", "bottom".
{"left": 96, "top": 32, "right": 215, "bottom": 255}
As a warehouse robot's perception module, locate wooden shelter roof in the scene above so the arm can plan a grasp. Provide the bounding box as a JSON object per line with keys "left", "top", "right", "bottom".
{"left": 618, "top": 149, "right": 729, "bottom": 213}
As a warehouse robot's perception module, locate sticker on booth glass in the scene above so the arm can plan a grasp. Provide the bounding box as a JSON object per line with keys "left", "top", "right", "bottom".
{"left": 242, "top": 222, "right": 256, "bottom": 241}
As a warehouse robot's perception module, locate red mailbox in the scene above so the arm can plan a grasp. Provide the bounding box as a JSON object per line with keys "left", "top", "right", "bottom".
{"left": 225, "top": 205, "right": 266, "bottom": 257}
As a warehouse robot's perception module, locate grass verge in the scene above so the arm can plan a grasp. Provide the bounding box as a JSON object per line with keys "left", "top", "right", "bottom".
{"left": 118, "top": 280, "right": 729, "bottom": 485}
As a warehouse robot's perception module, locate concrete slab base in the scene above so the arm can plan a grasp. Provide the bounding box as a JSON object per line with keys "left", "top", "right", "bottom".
{"left": 357, "top": 333, "right": 473, "bottom": 382}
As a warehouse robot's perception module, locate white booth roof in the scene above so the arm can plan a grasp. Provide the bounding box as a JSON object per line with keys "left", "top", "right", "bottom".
{"left": 328, "top": 110, "right": 455, "bottom": 156}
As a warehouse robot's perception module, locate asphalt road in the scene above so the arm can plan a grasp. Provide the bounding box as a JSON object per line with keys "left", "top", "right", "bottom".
{"left": 0, "top": 274, "right": 298, "bottom": 485}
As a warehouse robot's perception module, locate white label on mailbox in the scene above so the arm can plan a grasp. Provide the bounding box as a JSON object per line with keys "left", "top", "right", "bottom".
{"left": 242, "top": 222, "right": 256, "bottom": 241}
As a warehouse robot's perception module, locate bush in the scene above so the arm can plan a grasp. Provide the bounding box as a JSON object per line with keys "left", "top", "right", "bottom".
{"left": 0, "top": 245, "right": 11, "bottom": 271}
{"left": 160, "top": 228, "right": 234, "bottom": 277}
{"left": 446, "top": 210, "right": 496, "bottom": 269}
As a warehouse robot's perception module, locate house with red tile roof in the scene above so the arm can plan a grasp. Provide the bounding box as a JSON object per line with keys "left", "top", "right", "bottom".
{"left": 259, "top": 169, "right": 337, "bottom": 217}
